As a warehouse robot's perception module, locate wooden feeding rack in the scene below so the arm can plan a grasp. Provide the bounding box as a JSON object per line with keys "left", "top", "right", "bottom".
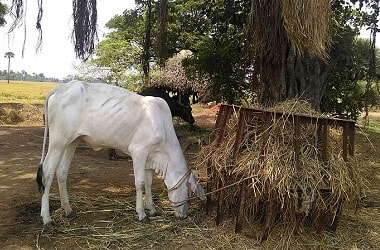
{"left": 206, "top": 104, "right": 356, "bottom": 239}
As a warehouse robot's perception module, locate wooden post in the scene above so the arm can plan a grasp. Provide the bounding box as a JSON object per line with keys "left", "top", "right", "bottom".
{"left": 234, "top": 111, "right": 247, "bottom": 232}
{"left": 207, "top": 104, "right": 233, "bottom": 215}
{"left": 342, "top": 122, "right": 348, "bottom": 162}
{"left": 322, "top": 120, "right": 328, "bottom": 164}
{"left": 348, "top": 122, "right": 355, "bottom": 156}
{"left": 294, "top": 115, "right": 301, "bottom": 170}
{"left": 235, "top": 180, "right": 247, "bottom": 233}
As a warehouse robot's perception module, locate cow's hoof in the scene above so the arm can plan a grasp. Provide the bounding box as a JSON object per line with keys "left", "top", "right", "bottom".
{"left": 149, "top": 211, "right": 160, "bottom": 217}
{"left": 140, "top": 216, "right": 150, "bottom": 223}
{"left": 66, "top": 211, "right": 77, "bottom": 220}
{"left": 43, "top": 221, "right": 54, "bottom": 231}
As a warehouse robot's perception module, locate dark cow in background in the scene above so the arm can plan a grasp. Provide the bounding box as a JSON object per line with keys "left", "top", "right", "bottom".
{"left": 108, "top": 87, "right": 195, "bottom": 160}
{"left": 139, "top": 87, "right": 195, "bottom": 124}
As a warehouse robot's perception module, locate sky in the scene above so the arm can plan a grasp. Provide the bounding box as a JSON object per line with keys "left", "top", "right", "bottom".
{"left": 0, "top": 0, "right": 135, "bottom": 79}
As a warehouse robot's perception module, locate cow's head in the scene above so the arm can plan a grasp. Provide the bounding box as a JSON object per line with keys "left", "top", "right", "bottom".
{"left": 167, "top": 170, "right": 204, "bottom": 218}
{"left": 178, "top": 103, "right": 195, "bottom": 125}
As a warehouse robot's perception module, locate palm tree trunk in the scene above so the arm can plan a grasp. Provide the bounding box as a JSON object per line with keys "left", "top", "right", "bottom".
{"left": 7, "top": 57, "right": 10, "bottom": 83}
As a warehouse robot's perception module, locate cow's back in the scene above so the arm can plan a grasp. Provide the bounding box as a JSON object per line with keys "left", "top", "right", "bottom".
{"left": 47, "top": 81, "right": 175, "bottom": 154}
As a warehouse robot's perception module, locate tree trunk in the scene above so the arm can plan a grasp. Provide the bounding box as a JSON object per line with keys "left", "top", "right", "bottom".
{"left": 7, "top": 57, "right": 10, "bottom": 83}
{"left": 256, "top": 33, "right": 353, "bottom": 111}
{"left": 156, "top": 0, "right": 168, "bottom": 67}
{"left": 142, "top": 0, "right": 152, "bottom": 82}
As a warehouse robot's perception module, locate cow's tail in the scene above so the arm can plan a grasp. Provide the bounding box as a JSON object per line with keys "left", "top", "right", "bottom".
{"left": 37, "top": 88, "right": 56, "bottom": 194}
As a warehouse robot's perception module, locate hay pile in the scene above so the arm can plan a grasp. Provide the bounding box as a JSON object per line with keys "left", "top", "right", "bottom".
{"left": 196, "top": 100, "right": 363, "bottom": 233}
{"left": 282, "top": 0, "right": 332, "bottom": 59}
{"left": 248, "top": 0, "right": 332, "bottom": 61}
{"left": 0, "top": 103, "right": 44, "bottom": 125}
{"left": 151, "top": 50, "right": 207, "bottom": 93}
{"left": 37, "top": 193, "right": 210, "bottom": 249}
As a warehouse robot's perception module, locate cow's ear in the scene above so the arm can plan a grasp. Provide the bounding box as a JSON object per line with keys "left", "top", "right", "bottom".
{"left": 188, "top": 172, "right": 205, "bottom": 200}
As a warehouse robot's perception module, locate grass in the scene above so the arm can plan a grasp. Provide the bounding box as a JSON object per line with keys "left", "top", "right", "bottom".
{"left": 359, "top": 107, "right": 380, "bottom": 134}
{"left": 0, "top": 80, "right": 59, "bottom": 104}
{"left": 366, "top": 119, "right": 380, "bottom": 133}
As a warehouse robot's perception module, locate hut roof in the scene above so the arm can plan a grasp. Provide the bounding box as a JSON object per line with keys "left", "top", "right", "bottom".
{"left": 151, "top": 50, "right": 206, "bottom": 93}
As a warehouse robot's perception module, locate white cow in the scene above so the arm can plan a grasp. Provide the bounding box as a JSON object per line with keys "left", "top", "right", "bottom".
{"left": 37, "top": 80, "right": 204, "bottom": 227}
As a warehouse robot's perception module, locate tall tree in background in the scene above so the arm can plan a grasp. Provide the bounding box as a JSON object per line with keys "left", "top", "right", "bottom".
{"left": 156, "top": 0, "right": 168, "bottom": 67}
{"left": 0, "top": 1, "right": 7, "bottom": 27}
{"left": 4, "top": 51, "right": 15, "bottom": 83}
{"left": 92, "top": 9, "right": 144, "bottom": 85}
{"left": 247, "top": 0, "right": 332, "bottom": 110}
{"left": 181, "top": 0, "right": 251, "bottom": 103}
{"left": 140, "top": 0, "right": 153, "bottom": 81}
{"left": 363, "top": 0, "right": 380, "bottom": 123}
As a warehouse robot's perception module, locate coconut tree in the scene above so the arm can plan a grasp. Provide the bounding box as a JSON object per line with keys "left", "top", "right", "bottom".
{"left": 4, "top": 51, "right": 15, "bottom": 83}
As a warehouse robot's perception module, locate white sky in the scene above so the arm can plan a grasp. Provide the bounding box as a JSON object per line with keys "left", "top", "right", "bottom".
{"left": 0, "top": 0, "right": 135, "bottom": 79}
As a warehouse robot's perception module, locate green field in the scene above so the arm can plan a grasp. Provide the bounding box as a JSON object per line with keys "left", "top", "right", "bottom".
{"left": 362, "top": 115, "right": 380, "bottom": 133}
{"left": 0, "top": 80, "right": 59, "bottom": 104}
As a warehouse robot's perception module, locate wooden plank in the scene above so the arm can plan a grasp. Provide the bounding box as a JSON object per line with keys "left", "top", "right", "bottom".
{"left": 322, "top": 121, "right": 328, "bottom": 164}
{"left": 216, "top": 177, "right": 224, "bottom": 226}
{"left": 294, "top": 116, "right": 301, "bottom": 170}
{"left": 210, "top": 104, "right": 233, "bottom": 144}
{"left": 207, "top": 104, "right": 232, "bottom": 214}
{"left": 348, "top": 122, "right": 355, "bottom": 156}
{"left": 235, "top": 179, "right": 247, "bottom": 233}
{"left": 342, "top": 122, "right": 348, "bottom": 162}
{"left": 233, "top": 111, "right": 246, "bottom": 159}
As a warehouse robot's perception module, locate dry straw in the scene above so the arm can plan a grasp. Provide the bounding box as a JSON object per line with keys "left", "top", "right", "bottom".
{"left": 282, "top": 0, "right": 332, "bottom": 59}
{"left": 248, "top": 0, "right": 332, "bottom": 62}
{"left": 196, "top": 100, "right": 363, "bottom": 234}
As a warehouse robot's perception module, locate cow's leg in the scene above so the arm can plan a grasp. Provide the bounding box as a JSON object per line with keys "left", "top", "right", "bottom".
{"left": 131, "top": 151, "right": 149, "bottom": 221}
{"left": 40, "top": 148, "right": 64, "bottom": 227}
{"left": 56, "top": 141, "right": 78, "bottom": 219}
{"left": 145, "top": 169, "right": 158, "bottom": 216}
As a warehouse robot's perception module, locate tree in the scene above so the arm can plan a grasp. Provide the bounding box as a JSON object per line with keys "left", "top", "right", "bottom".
{"left": 361, "top": 0, "right": 380, "bottom": 123}
{"left": 246, "top": 0, "right": 333, "bottom": 110}
{"left": 8, "top": 0, "right": 378, "bottom": 115}
{"left": 321, "top": 38, "right": 369, "bottom": 120}
{"left": 0, "top": 1, "right": 7, "bottom": 27}
{"left": 156, "top": 0, "right": 168, "bottom": 67}
{"left": 174, "top": 0, "right": 251, "bottom": 104}
{"left": 141, "top": 0, "right": 153, "bottom": 81}
{"left": 91, "top": 9, "right": 145, "bottom": 85}
{"left": 4, "top": 51, "right": 15, "bottom": 83}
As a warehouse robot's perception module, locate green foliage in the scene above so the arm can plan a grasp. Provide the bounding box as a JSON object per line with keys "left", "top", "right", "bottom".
{"left": 321, "top": 37, "right": 367, "bottom": 120}
{"left": 166, "top": 0, "right": 211, "bottom": 53}
{"left": 93, "top": 0, "right": 379, "bottom": 111}
{"left": 366, "top": 118, "right": 380, "bottom": 133}
{"left": 94, "top": 0, "right": 251, "bottom": 103}
{"left": 91, "top": 9, "right": 145, "bottom": 85}
{"left": 321, "top": 80, "right": 363, "bottom": 120}
{"left": 0, "top": 1, "right": 7, "bottom": 27}
{"left": 321, "top": 36, "right": 380, "bottom": 120}
{"left": 181, "top": 0, "right": 251, "bottom": 104}
{"left": 189, "top": 37, "right": 249, "bottom": 103}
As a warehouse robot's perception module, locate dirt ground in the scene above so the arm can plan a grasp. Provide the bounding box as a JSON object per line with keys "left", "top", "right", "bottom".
{"left": 0, "top": 103, "right": 219, "bottom": 249}
{"left": 0, "top": 103, "right": 380, "bottom": 249}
